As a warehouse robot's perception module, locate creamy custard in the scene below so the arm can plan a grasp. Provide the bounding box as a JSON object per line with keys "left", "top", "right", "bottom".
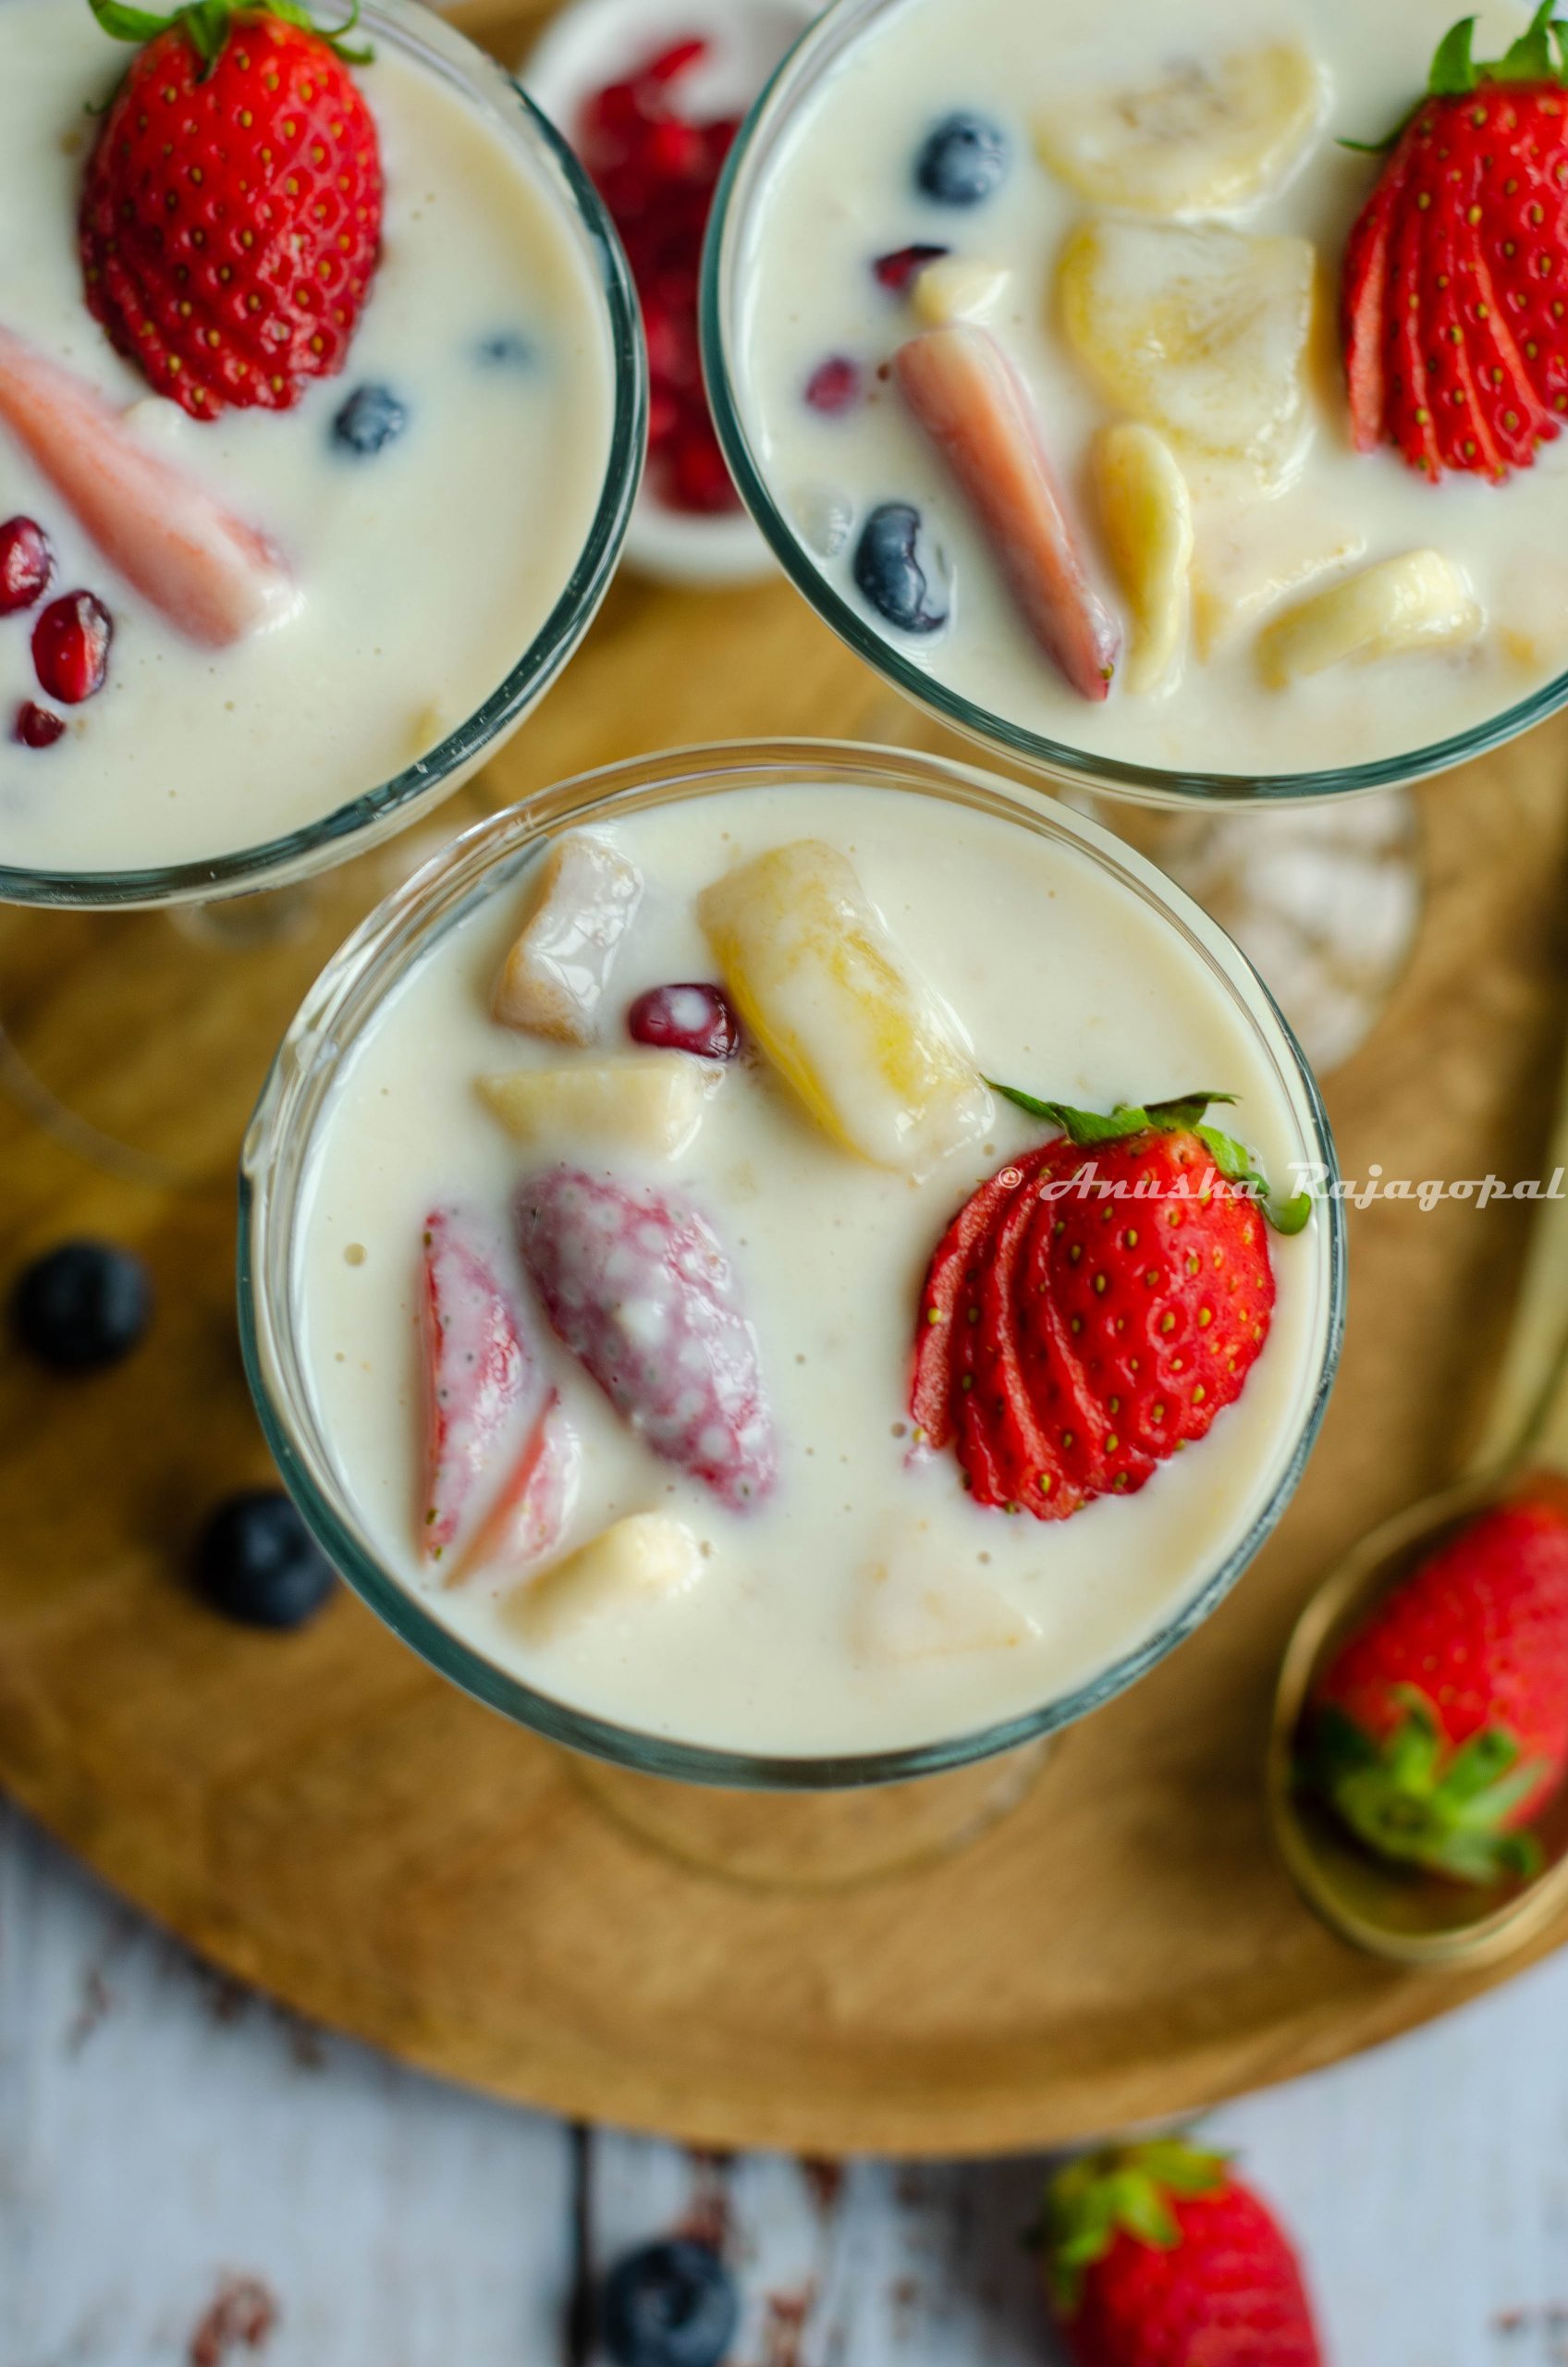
{"left": 0, "top": 0, "right": 617, "bottom": 881}
{"left": 288, "top": 780, "right": 1336, "bottom": 1760}
{"left": 729, "top": 0, "right": 1568, "bottom": 779}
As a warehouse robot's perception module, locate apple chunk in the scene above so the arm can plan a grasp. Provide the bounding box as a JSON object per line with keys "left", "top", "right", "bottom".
{"left": 893, "top": 325, "right": 1122, "bottom": 701}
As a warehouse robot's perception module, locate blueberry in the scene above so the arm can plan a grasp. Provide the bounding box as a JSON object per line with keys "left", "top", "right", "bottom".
{"left": 852, "top": 501, "right": 949, "bottom": 634}
{"left": 332, "top": 384, "right": 409, "bottom": 457}
{"left": 914, "top": 111, "right": 1009, "bottom": 205}
{"left": 194, "top": 1492, "right": 336, "bottom": 1631}
{"left": 12, "top": 1240, "right": 152, "bottom": 1372}
{"left": 476, "top": 329, "right": 536, "bottom": 369}
{"left": 602, "top": 2240, "right": 738, "bottom": 2367}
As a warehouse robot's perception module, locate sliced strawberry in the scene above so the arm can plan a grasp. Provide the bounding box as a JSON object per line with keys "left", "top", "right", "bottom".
{"left": 1386, "top": 193, "right": 1444, "bottom": 478}
{"left": 0, "top": 324, "right": 295, "bottom": 647}
{"left": 893, "top": 325, "right": 1121, "bottom": 701}
{"left": 452, "top": 1390, "right": 579, "bottom": 1583}
{"left": 1017, "top": 1176, "right": 1157, "bottom": 1502}
{"left": 421, "top": 1205, "right": 549, "bottom": 1568}
{"left": 518, "top": 1166, "right": 776, "bottom": 1513}
{"left": 909, "top": 1143, "right": 1060, "bottom": 1450}
{"left": 964, "top": 1168, "right": 1084, "bottom": 1519}
{"left": 1341, "top": 168, "right": 1397, "bottom": 453}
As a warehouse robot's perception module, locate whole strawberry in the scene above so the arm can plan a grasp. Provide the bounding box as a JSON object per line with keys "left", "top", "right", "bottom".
{"left": 1342, "top": 3, "right": 1568, "bottom": 479}
{"left": 1042, "top": 2141, "right": 1323, "bottom": 2367}
{"left": 80, "top": 0, "right": 384, "bottom": 420}
{"left": 1306, "top": 1494, "right": 1568, "bottom": 1883}
{"left": 909, "top": 1089, "right": 1306, "bottom": 1519}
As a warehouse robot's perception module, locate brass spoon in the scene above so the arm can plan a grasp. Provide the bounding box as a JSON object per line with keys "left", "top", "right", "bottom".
{"left": 1269, "top": 1092, "right": 1568, "bottom": 1968}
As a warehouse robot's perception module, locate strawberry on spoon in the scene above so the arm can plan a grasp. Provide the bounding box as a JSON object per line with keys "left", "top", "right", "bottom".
{"left": 0, "top": 322, "right": 295, "bottom": 645}
{"left": 80, "top": 0, "right": 384, "bottom": 421}
{"left": 1341, "top": 3, "right": 1568, "bottom": 479}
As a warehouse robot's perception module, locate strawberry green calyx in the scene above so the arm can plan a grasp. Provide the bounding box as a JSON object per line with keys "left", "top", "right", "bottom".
{"left": 88, "top": 0, "right": 371, "bottom": 67}
{"left": 1307, "top": 1685, "right": 1546, "bottom": 1884}
{"left": 1344, "top": 2, "right": 1568, "bottom": 152}
{"left": 984, "top": 1081, "right": 1313, "bottom": 1235}
{"left": 1042, "top": 2140, "right": 1229, "bottom": 2312}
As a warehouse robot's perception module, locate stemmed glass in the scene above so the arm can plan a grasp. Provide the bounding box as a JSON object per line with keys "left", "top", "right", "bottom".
{"left": 0, "top": 0, "right": 645, "bottom": 1185}
{"left": 697, "top": 0, "right": 1568, "bottom": 1070}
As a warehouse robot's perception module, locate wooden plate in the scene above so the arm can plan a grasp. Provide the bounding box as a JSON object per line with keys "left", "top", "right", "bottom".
{"left": 4, "top": 0, "right": 1568, "bottom": 2150}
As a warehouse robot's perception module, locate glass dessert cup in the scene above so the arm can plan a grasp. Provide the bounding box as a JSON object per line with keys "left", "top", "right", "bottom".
{"left": 239, "top": 738, "right": 1346, "bottom": 1887}
{"left": 698, "top": 0, "right": 1568, "bottom": 1071}
{"left": 0, "top": 0, "right": 645, "bottom": 1184}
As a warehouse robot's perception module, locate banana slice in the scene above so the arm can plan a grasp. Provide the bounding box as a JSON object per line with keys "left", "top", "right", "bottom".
{"left": 1257, "top": 551, "right": 1483, "bottom": 687}
{"left": 699, "top": 839, "right": 990, "bottom": 1176}
{"left": 1059, "top": 220, "right": 1317, "bottom": 478}
{"left": 912, "top": 255, "right": 1011, "bottom": 327}
{"left": 1035, "top": 43, "right": 1326, "bottom": 217}
{"left": 1092, "top": 423, "right": 1194, "bottom": 693}
{"left": 1192, "top": 505, "right": 1366, "bottom": 657}
{"left": 853, "top": 1526, "right": 1043, "bottom": 1664}
{"left": 476, "top": 1054, "right": 721, "bottom": 1159}
{"left": 509, "top": 1514, "right": 701, "bottom": 1644}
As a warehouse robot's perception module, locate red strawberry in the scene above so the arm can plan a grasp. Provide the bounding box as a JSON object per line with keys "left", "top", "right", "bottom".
{"left": 421, "top": 1204, "right": 553, "bottom": 1571}
{"left": 1042, "top": 2140, "right": 1323, "bottom": 2367}
{"left": 1306, "top": 1493, "right": 1568, "bottom": 1883}
{"left": 1341, "top": 5, "right": 1568, "bottom": 479}
{"left": 908, "top": 1091, "right": 1305, "bottom": 1521}
{"left": 80, "top": 0, "right": 384, "bottom": 422}
{"left": 517, "top": 1165, "right": 777, "bottom": 1513}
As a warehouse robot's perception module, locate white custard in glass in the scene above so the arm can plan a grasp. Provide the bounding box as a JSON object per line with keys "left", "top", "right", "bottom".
{"left": 722, "top": 0, "right": 1568, "bottom": 780}
{"left": 281, "top": 774, "right": 1338, "bottom": 1761}
{"left": 0, "top": 0, "right": 620, "bottom": 884}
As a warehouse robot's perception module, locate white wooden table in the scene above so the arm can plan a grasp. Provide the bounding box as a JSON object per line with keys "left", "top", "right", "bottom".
{"left": 2, "top": 1797, "right": 1564, "bottom": 2366}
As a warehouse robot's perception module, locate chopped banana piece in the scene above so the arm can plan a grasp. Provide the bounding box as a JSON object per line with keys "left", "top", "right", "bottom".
{"left": 1035, "top": 43, "right": 1325, "bottom": 217}
{"left": 1258, "top": 550, "right": 1482, "bottom": 687}
{"left": 912, "top": 255, "right": 1011, "bottom": 327}
{"left": 492, "top": 832, "right": 643, "bottom": 1045}
{"left": 854, "top": 1532, "right": 1042, "bottom": 1663}
{"left": 1092, "top": 423, "right": 1194, "bottom": 693}
{"left": 1059, "top": 220, "right": 1317, "bottom": 478}
{"left": 1192, "top": 507, "right": 1366, "bottom": 657}
{"left": 509, "top": 1514, "right": 701, "bottom": 1644}
{"left": 698, "top": 840, "right": 991, "bottom": 1176}
{"left": 476, "top": 1054, "right": 721, "bottom": 1159}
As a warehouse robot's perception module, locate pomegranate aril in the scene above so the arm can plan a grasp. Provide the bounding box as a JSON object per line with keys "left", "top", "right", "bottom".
{"left": 804, "top": 355, "right": 863, "bottom": 415}
{"left": 0, "top": 515, "right": 52, "bottom": 615}
{"left": 32, "top": 591, "right": 113, "bottom": 705}
{"left": 628, "top": 982, "right": 742, "bottom": 1061}
{"left": 873, "top": 242, "right": 950, "bottom": 294}
{"left": 14, "top": 700, "right": 65, "bottom": 748}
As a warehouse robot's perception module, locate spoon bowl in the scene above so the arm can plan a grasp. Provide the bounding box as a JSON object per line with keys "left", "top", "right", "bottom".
{"left": 1270, "top": 1465, "right": 1568, "bottom": 1968}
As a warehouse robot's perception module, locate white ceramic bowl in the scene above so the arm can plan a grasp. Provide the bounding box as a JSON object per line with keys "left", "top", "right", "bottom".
{"left": 524, "top": 0, "right": 819, "bottom": 585}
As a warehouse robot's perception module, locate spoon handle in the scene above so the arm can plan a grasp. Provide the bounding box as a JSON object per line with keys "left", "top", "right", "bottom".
{"left": 1470, "top": 1020, "right": 1568, "bottom": 1471}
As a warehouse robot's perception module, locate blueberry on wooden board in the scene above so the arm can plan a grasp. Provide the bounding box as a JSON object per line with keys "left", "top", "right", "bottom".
{"left": 12, "top": 1240, "right": 152, "bottom": 1372}
{"left": 194, "top": 1493, "right": 336, "bottom": 1631}
{"left": 602, "top": 2239, "right": 739, "bottom": 2367}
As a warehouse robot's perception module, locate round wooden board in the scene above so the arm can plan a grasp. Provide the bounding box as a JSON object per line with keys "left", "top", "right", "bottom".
{"left": 5, "top": 558, "right": 1568, "bottom": 2155}
{"left": 6, "top": 0, "right": 1568, "bottom": 2146}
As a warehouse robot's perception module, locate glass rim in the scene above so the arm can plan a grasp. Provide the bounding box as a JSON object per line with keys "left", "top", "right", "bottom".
{"left": 239, "top": 735, "right": 1347, "bottom": 1791}
{"left": 697, "top": 0, "right": 1568, "bottom": 809}
{"left": 0, "top": 0, "right": 647, "bottom": 911}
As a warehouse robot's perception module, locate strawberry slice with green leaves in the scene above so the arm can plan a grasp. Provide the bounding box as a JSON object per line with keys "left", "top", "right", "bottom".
{"left": 1341, "top": 4, "right": 1568, "bottom": 479}
{"left": 908, "top": 1090, "right": 1307, "bottom": 1522}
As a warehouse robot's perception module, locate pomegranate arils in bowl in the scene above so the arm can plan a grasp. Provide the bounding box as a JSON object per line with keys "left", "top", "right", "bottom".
{"left": 32, "top": 591, "right": 113, "bottom": 705}
{"left": 804, "top": 355, "right": 863, "bottom": 416}
{"left": 627, "top": 982, "right": 742, "bottom": 1061}
{"left": 579, "top": 38, "right": 741, "bottom": 517}
{"left": 0, "top": 515, "right": 52, "bottom": 615}
{"left": 14, "top": 700, "right": 66, "bottom": 749}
